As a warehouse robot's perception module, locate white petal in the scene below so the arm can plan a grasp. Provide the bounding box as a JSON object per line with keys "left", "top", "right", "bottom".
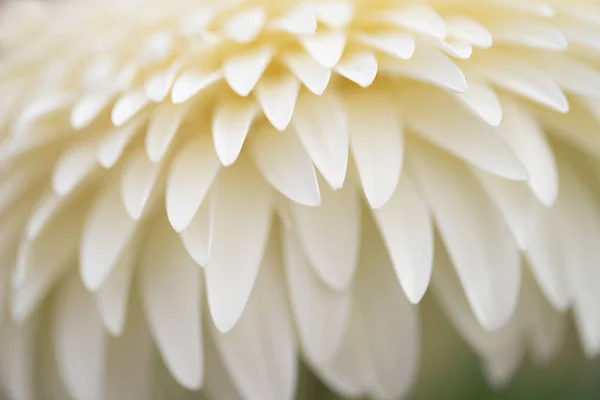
{"left": 171, "top": 69, "right": 222, "bottom": 104}
{"left": 529, "top": 54, "right": 600, "bottom": 99}
{"left": 354, "top": 213, "right": 419, "bottom": 399}
{"left": 474, "top": 171, "right": 538, "bottom": 250}
{"left": 271, "top": 3, "right": 316, "bottom": 34}
{"left": 455, "top": 79, "right": 502, "bottom": 126}
{"left": 206, "top": 159, "right": 273, "bottom": 332}
{"left": 223, "top": 7, "right": 266, "bottom": 43}
{"left": 52, "top": 137, "right": 100, "bottom": 195}
{"left": 104, "top": 302, "right": 153, "bottom": 400}
{"left": 251, "top": 125, "right": 320, "bottom": 206}
{"left": 180, "top": 193, "right": 214, "bottom": 267}
{"left": 97, "top": 116, "right": 146, "bottom": 168}
{"left": 446, "top": 16, "right": 492, "bottom": 48}
{"left": 202, "top": 322, "right": 243, "bottom": 400}
{"left": 53, "top": 274, "right": 106, "bottom": 400}
{"left": 403, "top": 87, "right": 528, "bottom": 181}
{"left": 111, "top": 89, "right": 149, "bottom": 127}
{"left": 431, "top": 241, "right": 523, "bottom": 385}
{"left": 292, "top": 92, "right": 348, "bottom": 190}
{"left": 145, "top": 101, "right": 189, "bottom": 162}
{"left": 375, "top": 5, "right": 446, "bottom": 39}
{"left": 212, "top": 96, "right": 258, "bottom": 166}
{"left": 12, "top": 202, "right": 85, "bottom": 321}
{"left": 212, "top": 239, "right": 297, "bottom": 400}
{"left": 356, "top": 33, "right": 415, "bottom": 59}
{"left": 383, "top": 46, "right": 467, "bottom": 92}
{"left": 499, "top": 97, "right": 558, "bottom": 205}
{"left": 224, "top": 46, "right": 273, "bottom": 96}
{"left": 255, "top": 71, "right": 300, "bottom": 131}
{"left": 334, "top": 51, "right": 378, "bottom": 88}
{"left": 71, "top": 89, "right": 115, "bottom": 129}
{"left": 346, "top": 94, "right": 403, "bottom": 208}
{"left": 139, "top": 216, "right": 203, "bottom": 390}
{"left": 282, "top": 51, "right": 331, "bottom": 95}
{"left": 0, "top": 317, "right": 37, "bottom": 400}
{"left": 96, "top": 245, "right": 136, "bottom": 336}
{"left": 144, "top": 61, "right": 183, "bottom": 102}
{"left": 312, "top": 1, "right": 354, "bottom": 28}
{"left": 520, "top": 272, "right": 566, "bottom": 364}
{"left": 300, "top": 32, "right": 346, "bottom": 68}
{"left": 554, "top": 162, "right": 600, "bottom": 356}
{"left": 525, "top": 208, "right": 571, "bottom": 311}
{"left": 120, "top": 148, "right": 162, "bottom": 220}
{"left": 283, "top": 229, "right": 351, "bottom": 364}
{"left": 373, "top": 175, "right": 433, "bottom": 303}
{"left": 166, "top": 136, "right": 219, "bottom": 232}
{"left": 292, "top": 182, "right": 360, "bottom": 290}
{"left": 474, "top": 54, "right": 568, "bottom": 113}
{"left": 410, "top": 142, "right": 521, "bottom": 331}
{"left": 80, "top": 179, "right": 137, "bottom": 291}
{"left": 489, "top": 20, "right": 567, "bottom": 50}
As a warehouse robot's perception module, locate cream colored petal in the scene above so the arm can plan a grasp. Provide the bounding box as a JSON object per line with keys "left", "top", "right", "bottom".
{"left": 206, "top": 159, "right": 273, "bottom": 332}
{"left": 53, "top": 274, "right": 106, "bottom": 400}
{"left": 212, "top": 237, "right": 297, "bottom": 400}
{"left": 139, "top": 216, "right": 203, "bottom": 390}
{"left": 283, "top": 229, "right": 351, "bottom": 364}
{"left": 252, "top": 125, "right": 320, "bottom": 207}
{"left": 410, "top": 142, "right": 521, "bottom": 331}
{"left": 96, "top": 244, "right": 137, "bottom": 336}
{"left": 403, "top": 88, "right": 528, "bottom": 181}
{"left": 373, "top": 174, "right": 433, "bottom": 304}
{"left": 212, "top": 96, "right": 259, "bottom": 166}
{"left": 346, "top": 94, "right": 403, "bottom": 208}
{"left": 166, "top": 136, "right": 219, "bottom": 232}
{"left": 292, "top": 92, "right": 348, "bottom": 190}
{"left": 80, "top": 179, "right": 137, "bottom": 290}
{"left": 292, "top": 182, "right": 360, "bottom": 291}
{"left": 354, "top": 213, "right": 419, "bottom": 400}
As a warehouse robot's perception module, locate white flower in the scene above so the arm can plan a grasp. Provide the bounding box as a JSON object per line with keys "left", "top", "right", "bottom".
{"left": 0, "top": 0, "right": 598, "bottom": 398}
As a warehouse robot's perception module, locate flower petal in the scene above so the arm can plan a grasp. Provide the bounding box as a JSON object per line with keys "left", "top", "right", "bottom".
{"left": 166, "top": 136, "right": 220, "bottom": 232}
{"left": 410, "top": 141, "right": 521, "bottom": 331}
{"left": 53, "top": 274, "right": 106, "bottom": 400}
{"left": 373, "top": 174, "right": 433, "bottom": 303}
{"left": 139, "top": 215, "right": 203, "bottom": 390}
{"left": 346, "top": 93, "right": 403, "bottom": 208}
{"left": 292, "top": 182, "right": 360, "bottom": 291}
{"left": 212, "top": 237, "right": 297, "bottom": 400}
{"left": 206, "top": 158, "right": 273, "bottom": 332}
{"left": 283, "top": 229, "right": 351, "bottom": 364}
{"left": 292, "top": 92, "right": 349, "bottom": 190}
{"left": 252, "top": 125, "right": 320, "bottom": 207}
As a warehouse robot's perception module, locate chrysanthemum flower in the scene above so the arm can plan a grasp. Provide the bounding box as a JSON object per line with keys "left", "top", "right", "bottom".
{"left": 0, "top": 0, "right": 599, "bottom": 398}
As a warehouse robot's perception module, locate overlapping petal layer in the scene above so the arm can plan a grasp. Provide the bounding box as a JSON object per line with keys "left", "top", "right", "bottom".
{"left": 0, "top": 0, "right": 599, "bottom": 399}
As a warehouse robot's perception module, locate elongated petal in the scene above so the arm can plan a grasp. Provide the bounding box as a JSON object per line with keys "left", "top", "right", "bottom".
{"left": 206, "top": 158, "right": 273, "bottom": 332}
{"left": 346, "top": 93, "right": 403, "bottom": 208}
{"left": 53, "top": 274, "right": 106, "bottom": 400}
{"left": 292, "top": 182, "right": 360, "bottom": 290}
{"left": 252, "top": 125, "right": 320, "bottom": 207}
{"left": 212, "top": 237, "right": 297, "bottom": 400}
{"left": 166, "top": 136, "right": 219, "bottom": 232}
{"left": 403, "top": 87, "right": 528, "bottom": 181}
{"left": 283, "top": 230, "right": 351, "bottom": 364}
{"left": 139, "top": 216, "right": 203, "bottom": 390}
{"left": 410, "top": 141, "right": 521, "bottom": 331}
{"left": 293, "top": 92, "right": 348, "bottom": 190}
{"left": 373, "top": 174, "right": 433, "bottom": 303}
{"left": 80, "top": 179, "right": 137, "bottom": 290}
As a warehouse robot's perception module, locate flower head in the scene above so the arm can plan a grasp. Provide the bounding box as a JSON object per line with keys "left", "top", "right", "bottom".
{"left": 0, "top": 0, "right": 599, "bottom": 398}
